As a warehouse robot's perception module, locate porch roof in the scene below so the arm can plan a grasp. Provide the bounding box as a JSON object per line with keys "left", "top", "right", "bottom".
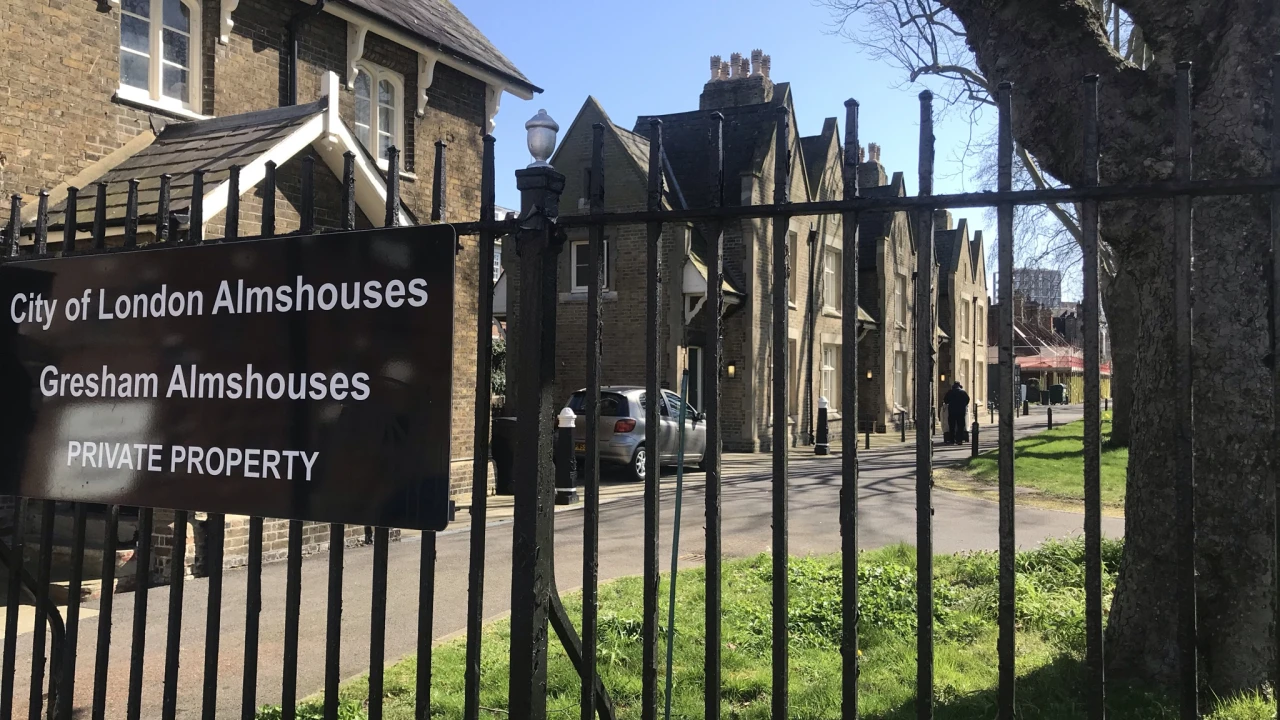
{"left": 24, "top": 73, "right": 409, "bottom": 239}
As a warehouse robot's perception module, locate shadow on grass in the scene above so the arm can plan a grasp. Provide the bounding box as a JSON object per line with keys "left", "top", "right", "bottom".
{"left": 875, "top": 655, "right": 1175, "bottom": 720}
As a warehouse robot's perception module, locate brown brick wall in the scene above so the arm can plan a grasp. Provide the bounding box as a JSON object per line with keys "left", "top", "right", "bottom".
{"left": 0, "top": 0, "right": 498, "bottom": 572}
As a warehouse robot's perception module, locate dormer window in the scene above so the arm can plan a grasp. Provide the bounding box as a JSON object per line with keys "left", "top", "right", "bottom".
{"left": 353, "top": 63, "right": 405, "bottom": 168}
{"left": 118, "top": 0, "right": 203, "bottom": 116}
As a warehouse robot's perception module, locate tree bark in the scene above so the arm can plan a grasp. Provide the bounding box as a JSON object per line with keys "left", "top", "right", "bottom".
{"left": 1102, "top": 268, "right": 1137, "bottom": 446}
{"left": 940, "top": 0, "right": 1279, "bottom": 694}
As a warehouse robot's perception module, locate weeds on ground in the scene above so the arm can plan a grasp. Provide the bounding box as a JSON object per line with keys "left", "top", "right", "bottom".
{"left": 259, "top": 538, "right": 1264, "bottom": 719}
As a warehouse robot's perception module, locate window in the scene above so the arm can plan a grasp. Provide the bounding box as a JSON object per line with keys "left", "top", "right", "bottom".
{"left": 787, "top": 231, "right": 799, "bottom": 303}
{"left": 976, "top": 306, "right": 984, "bottom": 343}
{"left": 788, "top": 339, "right": 799, "bottom": 416}
{"left": 961, "top": 359, "right": 971, "bottom": 391}
{"left": 960, "top": 299, "right": 971, "bottom": 341}
{"left": 822, "top": 248, "right": 841, "bottom": 311}
{"left": 894, "top": 275, "right": 908, "bottom": 326}
{"left": 354, "top": 63, "right": 405, "bottom": 167}
{"left": 570, "top": 239, "right": 610, "bottom": 293}
{"left": 686, "top": 347, "right": 703, "bottom": 411}
{"left": 821, "top": 345, "right": 839, "bottom": 411}
{"left": 894, "top": 351, "right": 907, "bottom": 406}
{"left": 118, "top": 0, "right": 202, "bottom": 114}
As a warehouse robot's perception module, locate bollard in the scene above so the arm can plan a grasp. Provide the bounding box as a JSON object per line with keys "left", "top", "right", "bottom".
{"left": 865, "top": 428, "right": 871, "bottom": 450}
{"left": 1048, "top": 406, "right": 1054, "bottom": 430}
{"left": 1105, "top": 397, "right": 1109, "bottom": 412}
{"left": 931, "top": 407, "right": 937, "bottom": 436}
{"left": 815, "top": 397, "right": 830, "bottom": 455}
{"left": 555, "top": 407, "right": 580, "bottom": 505}
{"left": 1022, "top": 399, "right": 1030, "bottom": 417}
{"left": 900, "top": 411, "right": 907, "bottom": 442}
{"left": 989, "top": 404, "right": 994, "bottom": 424}
{"left": 971, "top": 421, "right": 979, "bottom": 458}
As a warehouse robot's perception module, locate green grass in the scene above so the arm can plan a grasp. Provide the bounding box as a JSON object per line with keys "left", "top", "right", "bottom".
{"left": 966, "top": 415, "right": 1128, "bottom": 508}
{"left": 256, "top": 538, "right": 1268, "bottom": 719}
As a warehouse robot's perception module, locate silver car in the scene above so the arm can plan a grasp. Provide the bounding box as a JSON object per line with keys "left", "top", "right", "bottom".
{"left": 567, "top": 386, "right": 707, "bottom": 481}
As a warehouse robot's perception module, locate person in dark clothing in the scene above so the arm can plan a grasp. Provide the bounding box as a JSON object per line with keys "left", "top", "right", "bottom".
{"left": 942, "top": 382, "right": 970, "bottom": 445}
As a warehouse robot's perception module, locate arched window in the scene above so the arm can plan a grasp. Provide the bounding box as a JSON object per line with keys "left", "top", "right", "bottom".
{"left": 118, "top": 0, "right": 202, "bottom": 115}
{"left": 353, "top": 63, "right": 404, "bottom": 168}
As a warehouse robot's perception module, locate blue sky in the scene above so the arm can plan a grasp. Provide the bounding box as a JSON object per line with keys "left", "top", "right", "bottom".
{"left": 456, "top": 0, "right": 998, "bottom": 279}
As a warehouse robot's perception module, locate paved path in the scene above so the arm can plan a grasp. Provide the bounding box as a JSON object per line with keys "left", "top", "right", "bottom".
{"left": 7, "top": 406, "right": 1117, "bottom": 718}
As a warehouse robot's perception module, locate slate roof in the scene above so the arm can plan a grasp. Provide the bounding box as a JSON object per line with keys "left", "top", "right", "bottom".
{"left": 337, "top": 0, "right": 538, "bottom": 93}
{"left": 635, "top": 83, "right": 792, "bottom": 210}
{"left": 934, "top": 228, "right": 959, "bottom": 273}
{"left": 49, "top": 100, "right": 329, "bottom": 229}
{"left": 799, "top": 135, "right": 827, "bottom": 194}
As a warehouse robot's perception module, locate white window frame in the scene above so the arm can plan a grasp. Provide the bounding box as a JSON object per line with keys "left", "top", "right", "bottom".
{"left": 894, "top": 274, "right": 908, "bottom": 327}
{"left": 822, "top": 247, "right": 841, "bottom": 312}
{"left": 894, "top": 350, "right": 907, "bottom": 406}
{"left": 821, "top": 345, "right": 839, "bottom": 412}
{"left": 960, "top": 298, "right": 971, "bottom": 341}
{"left": 570, "top": 238, "right": 609, "bottom": 293}
{"left": 686, "top": 346, "right": 703, "bottom": 411}
{"left": 117, "top": 0, "right": 204, "bottom": 117}
{"left": 787, "top": 231, "right": 799, "bottom": 304}
{"left": 353, "top": 61, "right": 406, "bottom": 169}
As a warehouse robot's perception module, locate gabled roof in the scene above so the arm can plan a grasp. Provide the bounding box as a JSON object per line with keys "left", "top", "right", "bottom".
{"left": 332, "top": 0, "right": 538, "bottom": 94}
{"left": 934, "top": 218, "right": 968, "bottom": 276}
{"left": 31, "top": 73, "right": 409, "bottom": 237}
{"left": 799, "top": 117, "right": 838, "bottom": 198}
{"left": 970, "top": 230, "right": 987, "bottom": 287}
{"left": 857, "top": 173, "right": 909, "bottom": 270}
{"left": 549, "top": 96, "right": 652, "bottom": 191}
{"left": 637, "top": 83, "right": 795, "bottom": 210}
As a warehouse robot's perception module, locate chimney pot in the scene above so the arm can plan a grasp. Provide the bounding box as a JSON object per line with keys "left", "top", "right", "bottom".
{"left": 761, "top": 55, "right": 771, "bottom": 79}
{"left": 739, "top": 56, "right": 750, "bottom": 79}
{"left": 729, "top": 53, "right": 743, "bottom": 79}
{"left": 719, "top": 61, "right": 730, "bottom": 81}
{"left": 751, "top": 49, "right": 763, "bottom": 77}
{"left": 710, "top": 55, "right": 722, "bottom": 82}
{"left": 868, "top": 142, "right": 881, "bottom": 163}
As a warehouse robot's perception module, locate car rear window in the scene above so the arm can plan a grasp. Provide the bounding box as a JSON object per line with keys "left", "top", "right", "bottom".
{"left": 567, "top": 392, "right": 626, "bottom": 416}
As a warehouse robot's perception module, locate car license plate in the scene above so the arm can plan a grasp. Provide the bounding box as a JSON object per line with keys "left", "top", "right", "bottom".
{"left": 575, "top": 442, "right": 586, "bottom": 453}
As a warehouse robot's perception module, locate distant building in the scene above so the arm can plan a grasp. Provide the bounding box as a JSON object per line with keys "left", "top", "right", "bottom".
{"left": 1013, "top": 268, "right": 1063, "bottom": 308}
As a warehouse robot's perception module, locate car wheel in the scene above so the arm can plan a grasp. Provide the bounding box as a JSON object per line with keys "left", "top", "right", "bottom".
{"left": 630, "top": 446, "right": 647, "bottom": 482}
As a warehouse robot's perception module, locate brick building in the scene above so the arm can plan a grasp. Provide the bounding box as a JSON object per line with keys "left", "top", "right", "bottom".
{"left": 854, "top": 146, "right": 924, "bottom": 433}
{"left": 0, "top": 0, "right": 536, "bottom": 582}
{"left": 933, "top": 212, "right": 989, "bottom": 414}
{"left": 505, "top": 52, "right": 910, "bottom": 453}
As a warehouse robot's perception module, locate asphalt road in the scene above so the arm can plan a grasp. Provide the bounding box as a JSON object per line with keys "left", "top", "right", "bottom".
{"left": 8, "top": 406, "right": 1121, "bottom": 718}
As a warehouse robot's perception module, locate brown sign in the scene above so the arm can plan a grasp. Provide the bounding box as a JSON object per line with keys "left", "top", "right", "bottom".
{"left": 0, "top": 226, "right": 457, "bottom": 531}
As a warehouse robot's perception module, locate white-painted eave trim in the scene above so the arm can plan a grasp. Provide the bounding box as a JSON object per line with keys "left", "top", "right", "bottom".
{"left": 313, "top": 0, "right": 535, "bottom": 101}
{"left": 199, "top": 73, "right": 409, "bottom": 230}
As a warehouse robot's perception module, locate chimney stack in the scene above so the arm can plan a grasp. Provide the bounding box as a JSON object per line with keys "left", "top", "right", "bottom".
{"left": 858, "top": 142, "right": 887, "bottom": 188}
{"left": 700, "top": 50, "right": 776, "bottom": 110}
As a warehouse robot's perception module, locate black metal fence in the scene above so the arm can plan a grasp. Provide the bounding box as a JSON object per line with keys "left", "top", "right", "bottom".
{"left": 0, "top": 55, "right": 1276, "bottom": 720}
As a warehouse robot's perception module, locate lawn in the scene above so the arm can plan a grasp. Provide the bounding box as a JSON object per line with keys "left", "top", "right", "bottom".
{"left": 965, "top": 415, "right": 1129, "bottom": 509}
{"left": 257, "top": 539, "right": 1270, "bottom": 719}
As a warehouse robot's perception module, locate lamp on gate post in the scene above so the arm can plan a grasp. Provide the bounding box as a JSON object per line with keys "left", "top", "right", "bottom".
{"left": 815, "top": 397, "right": 830, "bottom": 455}
{"left": 555, "top": 407, "right": 580, "bottom": 505}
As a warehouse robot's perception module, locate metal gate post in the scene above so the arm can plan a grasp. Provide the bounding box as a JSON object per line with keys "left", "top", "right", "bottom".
{"left": 508, "top": 111, "right": 565, "bottom": 720}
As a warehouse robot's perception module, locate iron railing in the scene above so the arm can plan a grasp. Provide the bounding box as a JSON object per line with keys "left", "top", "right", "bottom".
{"left": 0, "top": 56, "right": 1275, "bottom": 720}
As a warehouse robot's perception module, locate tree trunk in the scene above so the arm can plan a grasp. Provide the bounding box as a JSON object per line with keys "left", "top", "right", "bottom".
{"left": 1105, "top": 194, "right": 1275, "bottom": 693}
{"left": 938, "top": 0, "right": 1279, "bottom": 695}
{"left": 1101, "top": 266, "right": 1138, "bottom": 446}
